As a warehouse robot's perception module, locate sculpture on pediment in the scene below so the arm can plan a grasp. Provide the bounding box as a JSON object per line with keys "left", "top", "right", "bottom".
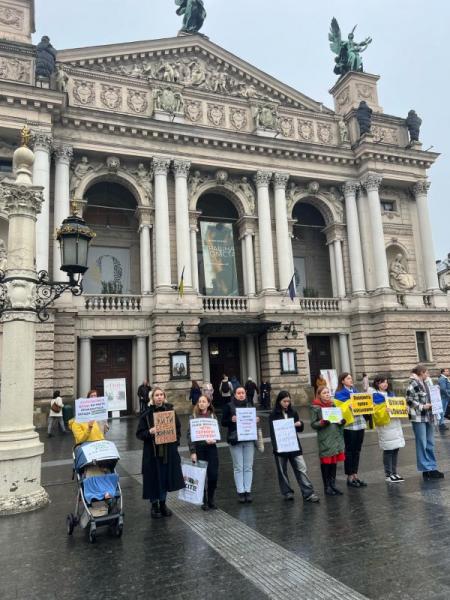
{"left": 133, "top": 163, "right": 153, "bottom": 199}
{"left": 188, "top": 170, "right": 207, "bottom": 199}
{"left": 210, "top": 70, "right": 228, "bottom": 94}
{"left": 338, "top": 119, "right": 349, "bottom": 143}
{"left": 389, "top": 253, "right": 416, "bottom": 292}
{"left": 190, "top": 59, "right": 206, "bottom": 86}
{"left": 154, "top": 87, "right": 184, "bottom": 114}
{"left": 175, "top": 0, "right": 207, "bottom": 34}
{"left": 406, "top": 110, "right": 422, "bottom": 143}
{"left": 329, "top": 18, "right": 372, "bottom": 76}
{"left": 233, "top": 177, "right": 255, "bottom": 214}
{"left": 35, "top": 36, "right": 57, "bottom": 80}
{"left": 356, "top": 101, "right": 372, "bottom": 136}
{"left": 55, "top": 66, "right": 69, "bottom": 93}
{"left": 253, "top": 104, "right": 278, "bottom": 131}
{"left": 156, "top": 61, "right": 176, "bottom": 83}
{"left": 0, "top": 238, "right": 7, "bottom": 272}
{"left": 70, "top": 156, "right": 95, "bottom": 192}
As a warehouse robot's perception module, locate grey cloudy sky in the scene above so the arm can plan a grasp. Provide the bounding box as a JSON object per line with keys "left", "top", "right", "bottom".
{"left": 35, "top": 0, "right": 449, "bottom": 260}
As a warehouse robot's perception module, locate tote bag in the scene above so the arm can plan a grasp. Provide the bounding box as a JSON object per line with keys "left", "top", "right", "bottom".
{"left": 178, "top": 458, "right": 207, "bottom": 505}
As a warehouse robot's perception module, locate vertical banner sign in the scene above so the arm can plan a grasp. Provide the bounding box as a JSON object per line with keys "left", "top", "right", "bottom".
{"left": 200, "top": 221, "right": 238, "bottom": 296}
{"left": 385, "top": 397, "right": 408, "bottom": 419}
{"left": 154, "top": 410, "right": 177, "bottom": 445}
{"left": 104, "top": 378, "right": 127, "bottom": 412}
{"left": 350, "top": 393, "right": 374, "bottom": 415}
{"left": 236, "top": 407, "right": 257, "bottom": 441}
{"left": 429, "top": 385, "right": 443, "bottom": 415}
{"left": 272, "top": 418, "right": 299, "bottom": 453}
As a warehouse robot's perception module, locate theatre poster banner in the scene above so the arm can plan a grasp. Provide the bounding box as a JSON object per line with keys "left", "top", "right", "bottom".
{"left": 200, "top": 221, "right": 238, "bottom": 296}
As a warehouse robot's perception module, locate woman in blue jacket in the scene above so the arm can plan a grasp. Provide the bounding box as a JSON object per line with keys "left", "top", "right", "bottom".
{"left": 334, "top": 372, "right": 367, "bottom": 488}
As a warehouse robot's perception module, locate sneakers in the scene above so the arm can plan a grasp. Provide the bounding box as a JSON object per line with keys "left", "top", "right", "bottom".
{"left": 385, "top": 474, "right": 402, "bottom": 483}
{"left": 283, "top": 492, "right": 294, "bottom": 501}
{"left": 304, "top": 493, "right": 320, "bottom": 503}
{"left": 393, "top": 474, "right": 404, "bottom": 482}
{"left": 355, "top": 479, "right": 367, "bottom": 487}
{"left": 422, "top": 470, "right": 444, "bottom": 480}
{"left": 347, "top": 479, "right": 360, "bottom": 488}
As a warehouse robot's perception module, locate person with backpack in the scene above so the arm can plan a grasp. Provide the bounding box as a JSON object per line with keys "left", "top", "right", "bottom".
{"left": 47, "top": 390, "right": 66, "bottom": 437}
{"left": 219, "top": 375, "right": 232, "bottom": 403}
{"left": 244, "top": 377, "right": 258, "bottom": 406}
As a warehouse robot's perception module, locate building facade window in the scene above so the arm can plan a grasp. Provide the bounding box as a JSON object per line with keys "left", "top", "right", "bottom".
{"left": 381, "top": 200, "right": 396, "bottom": 212}
{"left": 415, "top": 331, "right": 430, "bottom": 363}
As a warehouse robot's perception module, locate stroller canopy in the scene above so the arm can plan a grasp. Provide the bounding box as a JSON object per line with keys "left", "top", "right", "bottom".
{"left": 75, "top": 440, "right": 120, "bottom": 471}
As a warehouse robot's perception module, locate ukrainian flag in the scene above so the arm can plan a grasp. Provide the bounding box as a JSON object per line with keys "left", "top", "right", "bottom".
{"left": 178, "top": 266, "right": 185, "bottom": 299}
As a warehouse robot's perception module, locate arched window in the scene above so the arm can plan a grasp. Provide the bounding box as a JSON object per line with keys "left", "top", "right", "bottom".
{"left": 292, "top": 202, "right": 332, "bottom": 297}
{"left": 196, "top": 193, "right": 244, "bottom": 296}
{"left": 83, "top": 181, "right": 140, "bottom": 294}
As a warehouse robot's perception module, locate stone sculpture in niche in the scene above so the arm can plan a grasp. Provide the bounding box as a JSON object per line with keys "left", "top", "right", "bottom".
{"left": 389, "top": 253, "right": 416, "bottom": 291}
{"left": 406, "top": 110, "right": 422, "bottom": 143}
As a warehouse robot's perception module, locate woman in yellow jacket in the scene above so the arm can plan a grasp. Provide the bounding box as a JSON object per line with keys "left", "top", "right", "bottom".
{"left": 69, "top": 390, "right": 109, "bottom": 445}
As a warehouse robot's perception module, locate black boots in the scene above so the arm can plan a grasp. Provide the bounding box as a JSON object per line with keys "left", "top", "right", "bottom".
{"left": 202, "top": 486, "right": 218, "bottom": 511}
{"left": 159, "top": 501, "right": 172, "bottom": 517}
{"left": 151, "top": 500, "right": 172, "bottom": 518}
{"left": 321, "top": 464, "right": 343, "bottom": 496}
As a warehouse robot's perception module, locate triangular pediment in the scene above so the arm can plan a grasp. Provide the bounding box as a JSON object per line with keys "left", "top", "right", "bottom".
{"left": 57, "top": 34, "right": 330, "bottom": 113}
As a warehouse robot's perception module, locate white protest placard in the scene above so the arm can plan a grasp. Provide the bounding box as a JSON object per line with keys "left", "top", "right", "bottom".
{"left": 236, "top": 407, "right": 257, "bottom": 442}
{"left": 273, "top": 418, "right": 299, "bottom": 453}
{"left": 80, "top": 440, "right": 120, "bottom": 463}
{"left": 321, "top": 406, "right": 343, "bottom": 424}
{"left": 190, "top": 418, "right": 221, "bottom": 442}
{"left": 75, "top": 396, "right": 108, "bottom": 423}
{"left": 321, "top": 369, "right": 338, "bottom": 396}
{"left": 104, "top": 378, "right": 127, "bottom": 416}
{"left": 429, "top": 384, "right": 443, "bottom": 415}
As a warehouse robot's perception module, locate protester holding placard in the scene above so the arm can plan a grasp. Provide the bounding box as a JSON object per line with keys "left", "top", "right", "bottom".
{"left": 335, "top": 373, "right": 368, "bottom": 488}
{"left": 406, "top": 365, "right": 444, "bottom": 480}
{"left": 69, "top": 390, "right": 108, "bottom": 445}
{"left": 310, "top": 386, "right": 346, "bottom": 496}
{"left": 221, "top": 386, "right": 259, "bottom": 503}
{"left": 269, "top": 391, "right": 319, "bottom": 503}
{"left": 136, "top": 387, "right": 185, "bottom": 518}
{"left": 371, "top": 376, "right": 405, "bottom": 483}
{"left": 187, "top": 395, "right": 219, "bottom": 511}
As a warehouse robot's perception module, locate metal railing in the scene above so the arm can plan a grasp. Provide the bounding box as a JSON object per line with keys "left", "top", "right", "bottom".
{"left": 202, "top": 296, "right": 248, "bottom": 312}
{"left": 84, "top": 295, "right": 142, "bottom": 311}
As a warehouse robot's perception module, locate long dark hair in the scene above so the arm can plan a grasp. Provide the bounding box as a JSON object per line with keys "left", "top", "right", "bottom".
{"left": 52, "top": 390, "right": 60, "bottom": 399}
{"left": 372, "top": 375, "right": 391, "bottom": 392}
{"left": 274, "top": 390, "right": 292, "bottom": 413}
{"left": 336, "top": 372, "right": 351, "bottom": 391}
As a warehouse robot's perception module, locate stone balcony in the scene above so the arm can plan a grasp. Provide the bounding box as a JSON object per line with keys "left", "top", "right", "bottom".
{"left": 201, "top": 296, "right": 248, "bottom": 312}
{"left": 299, "top": 297, "right": 341, "bottom": 312}
{"left": 83, "top": 294, "right": 142, "bottom": 311}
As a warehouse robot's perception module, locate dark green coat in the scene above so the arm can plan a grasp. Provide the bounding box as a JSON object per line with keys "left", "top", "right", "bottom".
{"left": 310, "top": 404, "right": 345, "bottom": 458}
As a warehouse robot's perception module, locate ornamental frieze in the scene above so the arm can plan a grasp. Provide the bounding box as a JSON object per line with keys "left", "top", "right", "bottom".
{"left": 229, "top": 107, "right": 247, "bottom": 131}
{"left": 279, "top": 116, "right": 294, "bottom": 138}
{"left": 127, "top": 89, "right": 149, "bottom": 114}
{"left": 0, "top": 55, "right": 31, "bottom": 83}
{"left": 184, "top": 100, "right": 203, "bottom": 122}
{"left": 73, "top": 79, "right": 95, "bottom": 105}
{"left": 317, "top": 122, "right": 333, "bottom": 144}
{"left": 207, "top": 103, "right": 225, "bottom": 127}
{"left": 0, "top": 7, "right": 23, "bottom": 30}
{"left": 100, "top": 84, "right": 122, "bottom": 110}
{"left": 298, "top": 119, "right": 315, "bottom": 141}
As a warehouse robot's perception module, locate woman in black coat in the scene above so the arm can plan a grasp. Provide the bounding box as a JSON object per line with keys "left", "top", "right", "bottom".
{"left": 136, "top": 387, "right": 185, "bottom": 518}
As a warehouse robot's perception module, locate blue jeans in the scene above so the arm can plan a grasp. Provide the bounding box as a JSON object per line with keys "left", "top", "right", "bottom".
{"left": 229, "top": 442, "right": 254, "bottom": 493}
{"left": 412, "top": 421, "right": 437, "bottom": 472}
{"left": 439, "top": 398, "right": 449, "bottom": 426}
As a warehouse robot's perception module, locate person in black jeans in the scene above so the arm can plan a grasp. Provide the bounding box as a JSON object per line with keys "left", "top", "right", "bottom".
{"left": 137, "top": 379, "right": 151, "bottom": 414}
{"left": 187, "top": 395, "right": 219, "bottom": 510}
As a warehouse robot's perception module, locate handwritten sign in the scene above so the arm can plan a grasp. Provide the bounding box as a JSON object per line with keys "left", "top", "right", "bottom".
{"left": 190, "top": 418, "right": 221, "bottom": 442}
{"left": 386, "top": 397, "right": 408, "bottom": 419}
{"left": 236, "top": 407, "right": 257, "bottom": 442}
{"left": 321, "top": 369, "right": 338, "bottom": 396}
{"left": 351, "top": 393, "right": 374, "bottom": 416}
{"left": 154, "top": 410, "right": 177, "bottom": 445}
{"left": 429, "top": 385, "right": 443, "bottom": 416}
{"left": 75, "top": 396, "right": 108, "bottom": 423}
{"left": 104, "top": 378, "right": 127, "bottom": 412}
{"left": 272, "top": 418, "right": 299, "bottom": 453}
{"left": 321, "top": 406, "right": 343, "bottom": 424}
{"left": 79, "top": 440, "right": 120, "bottom": 463}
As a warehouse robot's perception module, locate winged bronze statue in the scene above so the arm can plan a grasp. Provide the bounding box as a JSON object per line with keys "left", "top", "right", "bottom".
{"left": 175, "top": 0, "right": 207, "bottom": 34}
{"left": 329, "top": 17, "right": 372, "bottom": 76}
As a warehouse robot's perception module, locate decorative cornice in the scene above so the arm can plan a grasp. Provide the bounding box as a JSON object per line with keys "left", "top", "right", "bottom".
{"left": 254, "top": 170, "right": 273, "bottom": 188}
{"left": 361, "top": 172, "right": 382, "bottom": 192}
{"left": 152, "top": 156, "right": 171, "bottom": 175}
{"left": 173, "top": 159, "right": 191, "bottom": 178}
{"left": 53, "top": 144, "right": 73, "bottom": 163}
{"left": 413, "top": 180, "right": 431, "bottom": 196}
{"left": 342, "top": 181, "right": 360, "bottom": 197}
{"left": 273, "top": 172, "right": 289, "bottom": 190}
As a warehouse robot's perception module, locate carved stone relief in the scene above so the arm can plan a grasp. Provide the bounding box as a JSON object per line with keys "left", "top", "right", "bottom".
{"left": 372, "top": 125, "right": 399, "bottom": 144}
{"left": 0, "top": 237, "right": 7, "bottom": 271}
{"left": 127, "top": 89, "right": 149, "bottom": 114}
{"left": 317, "top": 123, "right": 333, "bottom": 144}
{"left": 207, "top": 104, "right": 225, "bottom": 127}
{"left": 279, "top": 116, "right": 294, "bottom": 138}
{"left": 229, "top": 107, "right": 247, "bottom": 131}
{"left": 184, "top": 100, "right": 203, "bottom": 122}
{"left": 356, "top": 83, "right": 374, "bottom": 101}
{"left": 100, "top": 84, "right": 122, "bottom": 110}
{"left": 154, "top": 86, "right": 184, "bottom": 114}
{"left": 298, "top": 119, "right": 314, "bottom": 141}
{"left": 0, "top": 7, "right": 22, "bottom": 30}
{"left": 0, "top": 55, "right": 31, "bottom": 83}
{"left": 73, "top": 79, "right": 95, "bottom": 105}
{"left": 253, "top": 103, "right": 278, "bottom": 130}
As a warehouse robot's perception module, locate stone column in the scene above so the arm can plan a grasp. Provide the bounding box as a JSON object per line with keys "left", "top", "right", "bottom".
{"left": 333, "top": 239, "right": 346, "bottom": 297}
{"left": 139, "top": 224, "right": 152, "bottom": 294}
{"left": 246, "top": 334, "right": 258, "bottom": 382}
{"left": 254, "top": 170, "right": 276, "bottom": 291}
{"left": 52, "top": 144, "right": 73, "bottom": 280}
{"left": 240, "top": 235, "right": 248, "bottom": 294}
{"left": 413, "top": 180, "right": 440, "bottom": 291}
{"left": 339, "top": 333, "right": 351, "bottom": 373}
{"left": 244, "top": 231, "right": 256, "bottom": 296}
{"left": 273, "top": 172, "right": 293, "bottom": 290}
{"left": 361, "top": 173, "right": 390, "bottom": 291}
{"left": 201, "top": 336, "right": 210, "bottom": 383}
{"left": 153, "top": 157, "right": 172, "bottom": 290}
{"left": 342, "top": 181, "right": 366, "bottom": 294}
{"left": 173, "top": 159, "right": 192, "bottom": 289}
{"left": 328, "top": 241, "right": 338, "bottom": 297}
{"left": 136, "top": 336, "right": 148, "bottom": 396}
{"left": 78, "top": 337, "right": 91, "bottom": 396}
{"left": 0, "top": 143, "right": 49, "bottom": 514}
{"left": 32, "top": 132, "right": 52, "bottom": 274}
{"left": 189, "top": 212, "right": 200, "bottom": 292}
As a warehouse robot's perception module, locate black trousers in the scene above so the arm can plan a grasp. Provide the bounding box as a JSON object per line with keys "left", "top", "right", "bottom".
{"left": 320, "top": 463, "right": 337, "bottom": 488}
{"left": 196, "top": 444, "right": 219, "bottom": 499}
{"left": 344, "top": 429, "right": 365, "bottom": 476}
{"left": 383, "top": 448, "right": 399, "bottom": 476}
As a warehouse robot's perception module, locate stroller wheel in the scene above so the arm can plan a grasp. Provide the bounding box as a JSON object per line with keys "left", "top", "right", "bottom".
{"left": 114, "top": 522, "right": 123, "bottom": 538}
{"left": 88, "top": 524, "right": 96, "bottom": 544}
{"left": 66, "top": 514, "right": 74, "bottom": 535}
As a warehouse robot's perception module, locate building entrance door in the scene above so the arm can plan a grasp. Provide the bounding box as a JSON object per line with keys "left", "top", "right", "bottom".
{"left": 307, "top": 335, "right": 332, "bottom": 385}
{"left": 208, "top": 337, "right": 241, "bottom": 408}
{"left": 91, "top": 339, "right": 133, "bottom": 413}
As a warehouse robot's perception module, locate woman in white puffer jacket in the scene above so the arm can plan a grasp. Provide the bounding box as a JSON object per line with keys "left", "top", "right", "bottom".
{"left": 371, "top": 376, "right": 405, "bottom": 483}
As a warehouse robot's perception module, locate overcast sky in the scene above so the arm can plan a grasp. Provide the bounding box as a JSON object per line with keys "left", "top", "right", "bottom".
{"left": 35, "top": 0, "right": 450, "bottom": 260}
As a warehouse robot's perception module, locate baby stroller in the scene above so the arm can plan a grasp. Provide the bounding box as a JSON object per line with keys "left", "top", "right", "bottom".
{"left": 66, "top": 440, "right": 124, "bottom": 543}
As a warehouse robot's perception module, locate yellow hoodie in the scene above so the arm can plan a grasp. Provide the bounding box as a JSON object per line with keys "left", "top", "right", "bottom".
{"left": 68, "top": 419, "right": 105, "bottom": 445}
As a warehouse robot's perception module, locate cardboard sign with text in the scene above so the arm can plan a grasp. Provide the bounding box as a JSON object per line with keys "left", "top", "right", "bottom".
{"left": 272, "top": 418, "right": 299, "bottom": 453}
{"left": 321, "top": 406, "right": 343, "bottom": 424}
{"left": 190, "top": 418, "right": 221, "bottom": 442}
{"left": 75, "top": 396, "right": 108, "bottom": 423}
{"left": 429, "top": 385, "right": 443, "bottom": 416}
{"left": 351, "top": 393, "right": 374, "bottom": 416}
{"left": 154, "top": 410, "right": 177, "bottom": 445}
{"left": 385, "top": 397, "right": 408, "bottom": 419}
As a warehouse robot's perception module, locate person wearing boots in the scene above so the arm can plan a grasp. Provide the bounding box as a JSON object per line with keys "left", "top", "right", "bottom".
{"left": 310, "top": 385, "right": 346, "bottom": 496}
{"left": 187, "top": 395, "right": 219, "bottom": 510}
{"left": 269, "top": 390, "right": 319, "bottom": 503}
{"left": 136, "top": 387, "right": 185, "bottom": 518}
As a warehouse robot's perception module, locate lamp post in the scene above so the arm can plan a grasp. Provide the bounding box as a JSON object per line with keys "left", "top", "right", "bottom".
{"left": 0, "top": 128, "right": 94, "bottom": 515}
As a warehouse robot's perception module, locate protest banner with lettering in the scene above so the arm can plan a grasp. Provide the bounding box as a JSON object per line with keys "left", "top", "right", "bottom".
{"left": 429, "top": 385, "right": 443, "bottom": 416}
{"left": 75, "top": 396, "right": 108, "bottom": 423}
{"left": 154, "top": 410, "right": 177, "bottom": 445}
{"left": 321, "top": 406, "right": 343, "bottom": 424}
{"left": 321, "top": 369, "right": 338, "bottom": 396}
{"left": 236, "top": 407, "right": 257, "bottom": 442}
{"left": 272, "top": 418, "right": 299, "bottom": 453}
{"left": 190, "top": 418, "right": 221, "bottom": 443}
{"left": 78, "top": 440, "right": 120, "bottom": 463}
{"left": 385, "top": 397, "right": 408, "bottom": 419}
{"left": 104, "top": 378, "right": 127, "bottom": 413}
{"left": 351, "top": 393, "right": 374, "bottom": 416}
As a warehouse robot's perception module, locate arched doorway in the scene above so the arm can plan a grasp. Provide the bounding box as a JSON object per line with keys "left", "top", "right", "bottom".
{"left": 82, "top": 181, "right": 140, "bottom": 295}
{"left": 196, "top": 193, "right": 244, "bottom": 296}
{"left": 292, "top": 202, "right": 332, "bottom": 297}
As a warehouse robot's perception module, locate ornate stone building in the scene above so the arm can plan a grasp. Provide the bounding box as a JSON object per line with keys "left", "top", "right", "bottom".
{"left": 1, "top": 1, "right": 449, "bottom": 416}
